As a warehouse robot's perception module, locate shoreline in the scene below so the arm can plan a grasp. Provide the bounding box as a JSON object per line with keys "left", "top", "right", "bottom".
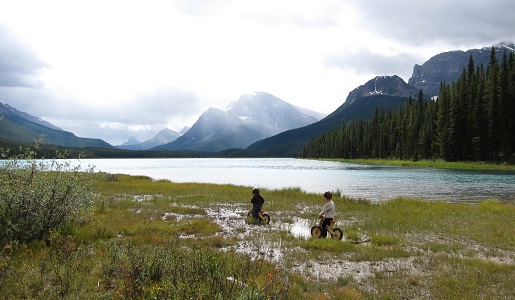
{"left": 323, "top": 158, "right": 515, "bottom": 171}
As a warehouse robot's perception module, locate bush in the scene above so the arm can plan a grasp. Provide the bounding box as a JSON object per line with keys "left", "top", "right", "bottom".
{"left": 0, "top": 143, "right": 94, "bottom": 246}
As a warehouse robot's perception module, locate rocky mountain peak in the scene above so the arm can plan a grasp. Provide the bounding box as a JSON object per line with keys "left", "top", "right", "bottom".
{"left": 344, "top": 75, "right": 419, "bottom": 108}
{"left": 229, "top": 92, "right": 288, "bottom": 117}
{"left": 116, "top": 128, "right": 181, "bottom": 150}
{"left": 408, "top": 42, "right": 515, "bottom": 98}
{"left": 121, "top": 137, "right": 141, "bottom": 146}
{"left": 150, "top": 128, "right": 181, "bottom": 144}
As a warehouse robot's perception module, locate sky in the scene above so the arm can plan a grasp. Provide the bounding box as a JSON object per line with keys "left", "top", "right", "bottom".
{"left": 1, "top": 0, "right": 514, "bottom": 145}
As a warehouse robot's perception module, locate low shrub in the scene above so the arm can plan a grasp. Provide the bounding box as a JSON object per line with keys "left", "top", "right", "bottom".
{"left": 0, "top": 144, "right": 94, "bottom": 246}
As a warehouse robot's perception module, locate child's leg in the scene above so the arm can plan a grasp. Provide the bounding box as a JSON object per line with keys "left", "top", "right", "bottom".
{"left": 320, "top": 218, "right": 328, "bottom": 238}
{"left": 253, "top": 206, "right": 261, "bottom": 219}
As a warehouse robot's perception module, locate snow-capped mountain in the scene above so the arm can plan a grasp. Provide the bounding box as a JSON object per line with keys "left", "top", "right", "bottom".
{"left": 228, "top": 92, "right": 321, "bottom": 131}
{"left": 154, "top": 92, "right": 324, "bottom": 152}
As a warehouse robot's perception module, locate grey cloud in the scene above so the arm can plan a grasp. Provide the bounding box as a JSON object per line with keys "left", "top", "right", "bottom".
{"left": 0, "top": 86, "right": 205, "bottom": 145}
{"left": 352, "top": 0, "right": 515, "bottom": 46}
{"left": 27, "top": 88, "right": 203, "bottom": 125}
{"left": 0, "top": 26, "right": 47, "bottom": 88}
{"left": 116, "top": 88, "right": 204, "bottom": 124}
{"left": 57, "top": 88, "right": 205, "bottom": 143}
{"left": 87, "top": 88, "right": 204, "bottom": 144}
{"left": 140, "top": 88, "right": 203, "bottom": 115}
{"left": 326, "top": 50, "right": 420, "bottom": 80}
{"left": 0, "top": 87, "right": 66, "bottom": 116}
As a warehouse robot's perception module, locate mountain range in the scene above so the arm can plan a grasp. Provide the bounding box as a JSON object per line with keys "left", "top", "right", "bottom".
{"left": 154, "top": 92, "right": 322, "bottom": 152}
{"left": 247, "top": 42, "right": 515, "bottom": 156}
{"left": 247, "top": 75, "right": 418, "bottom": 156}
{"left": 409, "top": 42, "right": 515, "bottom": 98}
{"left": 1, "top": 42, "right": 513, "bottom": 156}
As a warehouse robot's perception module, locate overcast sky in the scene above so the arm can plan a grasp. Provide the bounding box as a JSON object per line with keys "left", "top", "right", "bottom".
{"left": 1, "top": 0, "right": 514, "bottom": 145}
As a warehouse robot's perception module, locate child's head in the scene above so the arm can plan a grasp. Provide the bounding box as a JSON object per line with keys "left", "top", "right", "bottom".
{"left": 323, "top": 191, "right": 332, "bottom": 200}
{"left": 252, "top": 187, "right": 260, "bottom": 195}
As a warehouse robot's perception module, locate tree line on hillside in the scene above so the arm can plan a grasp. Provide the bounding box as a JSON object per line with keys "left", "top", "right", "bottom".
{"left": 301, "top": 47, "right": 515, "bottom": 163}
{"left": 0, "top": 138, "right": 215, "bottom": 159}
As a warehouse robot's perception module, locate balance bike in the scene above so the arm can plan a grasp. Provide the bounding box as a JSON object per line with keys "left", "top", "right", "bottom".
{"left": 247, "top": 209, "right": 271, "bottom": 224}
{"left": 311, "top": 216, "right": 343, "bottom": 240}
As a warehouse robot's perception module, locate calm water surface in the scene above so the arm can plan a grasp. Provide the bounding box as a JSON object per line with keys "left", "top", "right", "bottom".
{"left": 77, "top": 158, "right": 515, "bottom": 203}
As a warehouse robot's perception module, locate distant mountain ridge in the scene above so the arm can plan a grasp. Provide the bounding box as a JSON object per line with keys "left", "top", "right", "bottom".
{"left": 155, "top": 92, "right": 323, "bottom": 152}
{"left": 116, "top": 128, "right": 181, "bottom": 150}
{"left": 3, "top": 103, "right": 63, "bottom": 130}
{"left": 408, "top": 42, "right": 515, "bottom": 98}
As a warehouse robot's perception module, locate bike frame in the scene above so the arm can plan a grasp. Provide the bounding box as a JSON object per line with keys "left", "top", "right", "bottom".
{"left": 249, "top": 209, "right": 267, "bottom": 221}
{"left": 256, "top": 210, "right": 267, "bottom": 221}
{"left": 318, "top": 217, "right": 338, "bottom": 237}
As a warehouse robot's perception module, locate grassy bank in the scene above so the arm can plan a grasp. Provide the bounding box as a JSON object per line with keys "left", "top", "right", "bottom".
{"left": 328, "top": 158, "right": 515, "bottom": 171}
{"left": 1, "top": 173, "right": 514, "bottom": 299}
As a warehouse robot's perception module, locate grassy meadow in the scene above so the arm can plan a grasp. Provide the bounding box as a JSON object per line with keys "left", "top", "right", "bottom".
{"left": 1, "top": 172, "right": 514, "bottom": 299}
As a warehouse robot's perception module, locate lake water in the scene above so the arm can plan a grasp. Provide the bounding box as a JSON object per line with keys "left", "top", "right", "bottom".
{"left": 75, "top": 158, "right": 515, "bottom": 203}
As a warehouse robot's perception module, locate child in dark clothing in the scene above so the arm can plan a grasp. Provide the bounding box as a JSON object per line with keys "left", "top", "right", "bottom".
{"left": 250, "top": 187, "right": 265, "bottom": 221}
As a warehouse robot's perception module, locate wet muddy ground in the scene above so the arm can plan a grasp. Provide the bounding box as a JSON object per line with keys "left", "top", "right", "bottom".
{"left": 167, "top": 202, "right": 514, "bottom": 286}
{"left": 200, "top": 204, "right": 424, "bottom": 283}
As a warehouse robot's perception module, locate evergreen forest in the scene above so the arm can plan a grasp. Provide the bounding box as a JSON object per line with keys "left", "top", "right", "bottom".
{"left": 301, "top": 47, "right": 515, "bottom": 163}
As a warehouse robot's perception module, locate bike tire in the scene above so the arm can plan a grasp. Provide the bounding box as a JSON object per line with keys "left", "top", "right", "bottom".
{"left": 311, "top": 226, "right": 322, "bottom": 238}
{"left": 247, "top": 211, "right": 253, "bottom": 218}
{"left": 332, "top": 228, "right": 343, "bottom": 240}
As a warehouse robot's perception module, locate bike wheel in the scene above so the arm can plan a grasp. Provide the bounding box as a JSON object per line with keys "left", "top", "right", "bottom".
{"left": 247, "top": 211, "right": 253, "bottom": 218}
{"left": 262, "top": 213, "right": 271, "bottom": 224}
{"left": 311, "top": 226, "right": 322, "bottom": 238}
{"left": 332, "top": 228, "right": 343, "bottom": 240}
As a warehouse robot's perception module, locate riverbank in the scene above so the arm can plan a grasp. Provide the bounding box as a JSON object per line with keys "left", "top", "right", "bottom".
{"left": 329, "top": 158, "right": 515, "bottom": 171}
{"left": 2, "top": 174, "right": 514, "bottom": 299}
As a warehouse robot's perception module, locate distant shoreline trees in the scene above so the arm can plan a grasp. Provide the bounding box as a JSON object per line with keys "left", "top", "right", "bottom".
{"left": 301, "top": 47, "right": 515, "bottom": 163}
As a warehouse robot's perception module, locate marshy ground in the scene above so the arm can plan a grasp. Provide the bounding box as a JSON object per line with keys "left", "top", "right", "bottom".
{"left": 2, "top": 173, "right": 514, "bottom": 299}
{"left": 179, "top": 201, "right": 514, "bottom": 290}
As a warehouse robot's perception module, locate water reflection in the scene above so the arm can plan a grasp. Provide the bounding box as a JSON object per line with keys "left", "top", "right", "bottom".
{"left": 287, "top": 218, "right": 312, "bottom": 240}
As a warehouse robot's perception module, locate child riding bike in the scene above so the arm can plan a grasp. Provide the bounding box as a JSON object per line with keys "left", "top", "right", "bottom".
{"left": 250, "top": 187, "right": 265, "bottom": 221}
{"left": 318, "top": 191, "right": 335, "bottom": 238}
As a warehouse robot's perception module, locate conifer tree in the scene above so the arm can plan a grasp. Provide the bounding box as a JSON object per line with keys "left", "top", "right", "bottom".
{"left": 485, "top": 47, "right": 501, "bottom": 160}
{"left": 301, "top": 46, "right": 513, "bottom": 163}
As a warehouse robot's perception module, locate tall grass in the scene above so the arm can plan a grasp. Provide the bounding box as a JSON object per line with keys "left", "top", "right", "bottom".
{"left": 1, "top": 173, "right": 513, "bottom": 299}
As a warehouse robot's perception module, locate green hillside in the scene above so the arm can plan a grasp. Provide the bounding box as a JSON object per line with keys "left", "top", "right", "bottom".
{"left": 0, "top": 104, "right": 113, "bottom": 148}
